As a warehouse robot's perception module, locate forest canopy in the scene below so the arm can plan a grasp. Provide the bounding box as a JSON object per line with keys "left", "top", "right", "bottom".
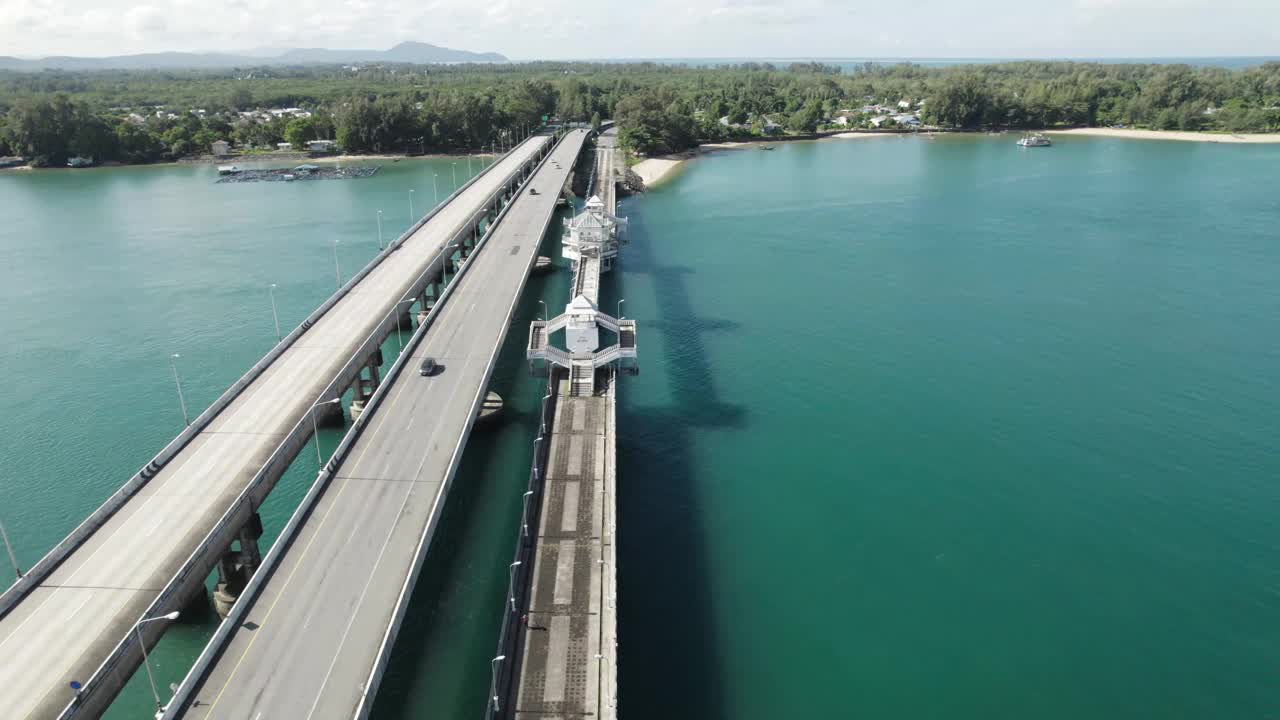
{"left": 2, "top": 60, "right": 1277, "bottom": 165}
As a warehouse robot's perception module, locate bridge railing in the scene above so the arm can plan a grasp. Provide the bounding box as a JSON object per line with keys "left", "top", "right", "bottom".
{"left": 56, "top": 135, "right": 553, "bottom": 720}
{"left": 486, "top": 368, "right": 561, "bottom": 720}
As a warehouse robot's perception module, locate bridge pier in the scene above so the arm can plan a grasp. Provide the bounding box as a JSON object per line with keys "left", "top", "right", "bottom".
{"left": 349, "top": 355, "right": 383, "bottom": 422}
{"left": 418, "top": 282, "right": 437, "bottom": 323}
{"left": 477, "top": 390, "right": 504, "bottom": 425}
{"left": 212, "top": 513, "right": 264, "bottom": 618}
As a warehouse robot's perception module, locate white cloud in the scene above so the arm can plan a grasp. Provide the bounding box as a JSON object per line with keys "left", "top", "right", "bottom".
{"left": 0, "top": 0, "right": 1276, "bottom": 59}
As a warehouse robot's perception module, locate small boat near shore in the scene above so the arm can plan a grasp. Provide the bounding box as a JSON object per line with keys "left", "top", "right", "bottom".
{"left": 1017, "top": 133, "right": 1052, "bottom": 147}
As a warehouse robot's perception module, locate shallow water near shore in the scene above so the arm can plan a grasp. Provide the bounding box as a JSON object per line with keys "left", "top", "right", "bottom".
{"left": 2, "top": 134, "right": 1279, "bottom": 718}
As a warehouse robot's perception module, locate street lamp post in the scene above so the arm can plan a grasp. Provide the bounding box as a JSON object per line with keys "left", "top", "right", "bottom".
{"left": 467, "top": 154, "right": 473, "bottom": 178}
{"left": 132, "top": 611, "right": 180, "bottom": 715}
{"left": 490, "top": 655, "right": 507, "bottom": 713}
{"left": 310, "top": 397, "right": 343, "bottom": 468}
{"left": 332, "top": 239, "right": 344, "bottom": 290}
{"left": 538, "top": 300, "right": 547, "bottom": 322}
{"left": 432, "top": 174, "right": 438, "bottom": 205}
{"left": 376, "top": 210, "right": 384, "bottom": 250}
{"left": 616, "top": 299, "right": 625, "bottom": 320}
{"left": 168, "top": 353, "right": 189, "bottom": 426}
{"left": 269, "top": 284, "right": 281, "bottom": 341}
{"left": 451, "top": 162, "right": 457, "bottom": 191}
{"left": 1, "top": 521, "right": 22, "bottom": 579}
{"left": 521, "top": 490, "right": 534, "bottom": 538}
{"left": 408, "top": 189, "right": 415, "bottom": 222}
{"left": 508, "top": 561, "right": 522, "bottom": 612}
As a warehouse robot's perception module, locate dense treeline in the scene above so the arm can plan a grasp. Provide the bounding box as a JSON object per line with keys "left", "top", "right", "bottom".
{"left": 2, "top": 60, "right": 1278, "bottom": 165}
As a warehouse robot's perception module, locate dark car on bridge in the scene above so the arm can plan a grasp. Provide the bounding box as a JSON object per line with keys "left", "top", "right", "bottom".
{"left": 419, "top": 357, "right": 438, "bottom": 376}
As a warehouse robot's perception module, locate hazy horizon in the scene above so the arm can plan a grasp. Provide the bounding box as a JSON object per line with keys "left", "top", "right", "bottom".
{"left": 3, "top": 0, "right": 1278, "bottom": 60}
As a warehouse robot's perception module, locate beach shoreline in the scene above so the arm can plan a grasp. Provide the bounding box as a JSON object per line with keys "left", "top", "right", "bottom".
{"left": 1046, "top": 127, "right": 1280, "bottom": 143}
{"left": 629, "top": 131, "right": 909, "bottom": 187}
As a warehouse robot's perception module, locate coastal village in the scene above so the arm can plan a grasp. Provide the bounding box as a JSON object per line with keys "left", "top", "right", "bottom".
{"left": 714, "top": 97, "right": 925, "bottom": 133}
{"left": 0, "top": 94, "right": 931, "bottom": 170}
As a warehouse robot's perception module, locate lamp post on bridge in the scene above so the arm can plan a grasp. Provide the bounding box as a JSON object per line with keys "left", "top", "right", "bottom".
{"left": 538, "top": 300, "right": 547, "bottom": 322}
{"left": 451, "top": 162, "right": 457, "bottom": 191}
{"left": 432, "top": 174, "right": 438, "bottom": 206}
{"left": 168, "top": 353, "right": 189, "bottom": 427}
{"left": 408, "top": 189, "right": 415, "bottom": 223}
{"left": 521, "top": 490, "right": 533, "bottom": 538}
{"left": 268, "top": 284, "right": 281, "bottom": 341}
{"left": 332, "top": 239, "right": 343, "bottom": 290}
{"left": 508, "top": 560, "right": 522, "bottom": 612}
{"left": 310, "top": 397, "right": 342, "bottom": 469}
{"left": 1, "top": 521, "right": 22, "bottom": 579}
{"left": 467, "top": 153, "right": 473, "bottom": 179}
{"left": 617, "top": 299, "right": 625, "bottom": 320}
{"left": 489, "top": 655, "right": 507, "bottom": 713}
{"left": 376, "top": 210, "right": 384, "bottom": 251}
{"left": 131, "top": 611, "right": 180, "bottom": 716}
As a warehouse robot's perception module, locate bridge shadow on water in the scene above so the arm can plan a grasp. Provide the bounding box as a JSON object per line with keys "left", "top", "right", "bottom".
{"left": 611, "top": 196, "right": 743, "bottom": 719}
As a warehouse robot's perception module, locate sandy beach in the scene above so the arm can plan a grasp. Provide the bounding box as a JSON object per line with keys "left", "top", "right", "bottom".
{"left": 631, "top": 132, "right": 914, "bottom": 187}
{"left": 1047, "top": 128, "right": 1280, "bottom": 143}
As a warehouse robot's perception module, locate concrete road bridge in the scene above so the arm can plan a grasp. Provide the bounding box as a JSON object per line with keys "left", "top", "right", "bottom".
{"left": 0, "top": 133, "right": 553, "bottom": 720}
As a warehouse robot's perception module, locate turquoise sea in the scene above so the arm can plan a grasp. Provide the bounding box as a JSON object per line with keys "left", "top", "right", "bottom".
{"left": 2, "top": 134, "right": 1279, "bottom": 718}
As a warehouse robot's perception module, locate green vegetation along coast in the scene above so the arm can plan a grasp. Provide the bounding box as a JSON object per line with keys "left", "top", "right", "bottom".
{"left": 1, "top": 60, "right": 1279, "bottom": 168}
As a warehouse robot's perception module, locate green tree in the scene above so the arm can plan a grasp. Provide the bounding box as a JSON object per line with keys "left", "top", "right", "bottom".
{"left": 788, "top": 99, "right": 822, "bottom": 132}
{"left": 922, "top": 74, "right": 988, "bottom": 128}
{"left": 591, "top": 111, "right": 602, "bottom": 133}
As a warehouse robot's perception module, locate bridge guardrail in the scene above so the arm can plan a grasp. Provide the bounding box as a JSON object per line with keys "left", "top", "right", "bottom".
{"left": 54, "top": 135, "right": 549, "bottom": 719}
{"left": 485, "top": 368, "right": 558, "bottom": 720}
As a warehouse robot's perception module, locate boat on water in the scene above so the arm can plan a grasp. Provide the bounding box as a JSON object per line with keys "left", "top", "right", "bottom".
{"left": 1017, "top": 133, "right": 1052, "bottom": 147}
{"left": 217, "top": 165, "right": 242, "bottom": 175}
{"left": 67, "top": 156, "right": 94, "bottom": 168}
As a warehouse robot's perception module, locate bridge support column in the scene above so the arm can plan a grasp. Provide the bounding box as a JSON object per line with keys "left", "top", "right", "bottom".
{"left": 212, "top": 513, "right": 264, "bottom": 618}
{"left": 349, "top": 356, "right": 382, "bottom": 422}
{"left": 477, "top": 390, "right": 504, "bottom": 425}
{"left": 418, "top": 282, "right": 436, "bottom": 323}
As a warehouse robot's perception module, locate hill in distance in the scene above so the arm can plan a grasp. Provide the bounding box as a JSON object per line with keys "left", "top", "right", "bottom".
{"left": 0, "top": 41, "right": 507, "bottom": 71}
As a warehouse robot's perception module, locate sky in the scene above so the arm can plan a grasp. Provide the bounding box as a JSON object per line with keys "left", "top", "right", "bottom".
{"left": 1, "top": 0, "right": 1278, "bottom": 59}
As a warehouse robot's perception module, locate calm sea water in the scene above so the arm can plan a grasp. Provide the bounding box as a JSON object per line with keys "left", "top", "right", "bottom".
{"left": 2, "top": 134, "right": 1279, "bottom": 718}
{"left": 615, "top": 135, "right": 1280, "bottom": 719}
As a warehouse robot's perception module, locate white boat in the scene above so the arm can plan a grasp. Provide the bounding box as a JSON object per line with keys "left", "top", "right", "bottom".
{"left": 217, "top": 165, "right": 241, "bottom": 175}
{"left": 1017, "top": 133, "right": 1052, "bottom": 147}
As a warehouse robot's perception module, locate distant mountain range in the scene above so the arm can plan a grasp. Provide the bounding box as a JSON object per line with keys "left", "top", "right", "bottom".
{"left": 0, "top": 42, "right": 507, "bottom": 71}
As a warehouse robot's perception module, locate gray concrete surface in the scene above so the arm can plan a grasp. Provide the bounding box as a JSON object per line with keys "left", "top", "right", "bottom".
{"left": 171, "top": 130, "right": 589, "bottom": 720}
{"left": 0, "top": 137, "right": 549, "bottom": 720}
{"left": 507, "top": 132, "right": 620, "bottom": 720}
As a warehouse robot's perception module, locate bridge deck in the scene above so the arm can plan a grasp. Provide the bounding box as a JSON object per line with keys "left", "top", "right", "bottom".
{"left": 0, "top": 136, "right": 548, "bottom": 720}
{"left": 506, "top": 128, "right": 620, "bottom": 720}
{"left": 168, "top": 130, "right": 590, "bottom": 720}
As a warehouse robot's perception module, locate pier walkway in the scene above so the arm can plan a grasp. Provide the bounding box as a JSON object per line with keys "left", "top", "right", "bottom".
{"left": 0, "top": 135, "right": 550, "bottom": 720}
{"left": 496, "top": 127, "right": 628, "bottom": 719}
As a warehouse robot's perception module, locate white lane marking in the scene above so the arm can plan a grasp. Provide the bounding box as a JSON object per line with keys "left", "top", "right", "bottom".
{"left": 303, "top": 481, "right": 416, "bottom": 720}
